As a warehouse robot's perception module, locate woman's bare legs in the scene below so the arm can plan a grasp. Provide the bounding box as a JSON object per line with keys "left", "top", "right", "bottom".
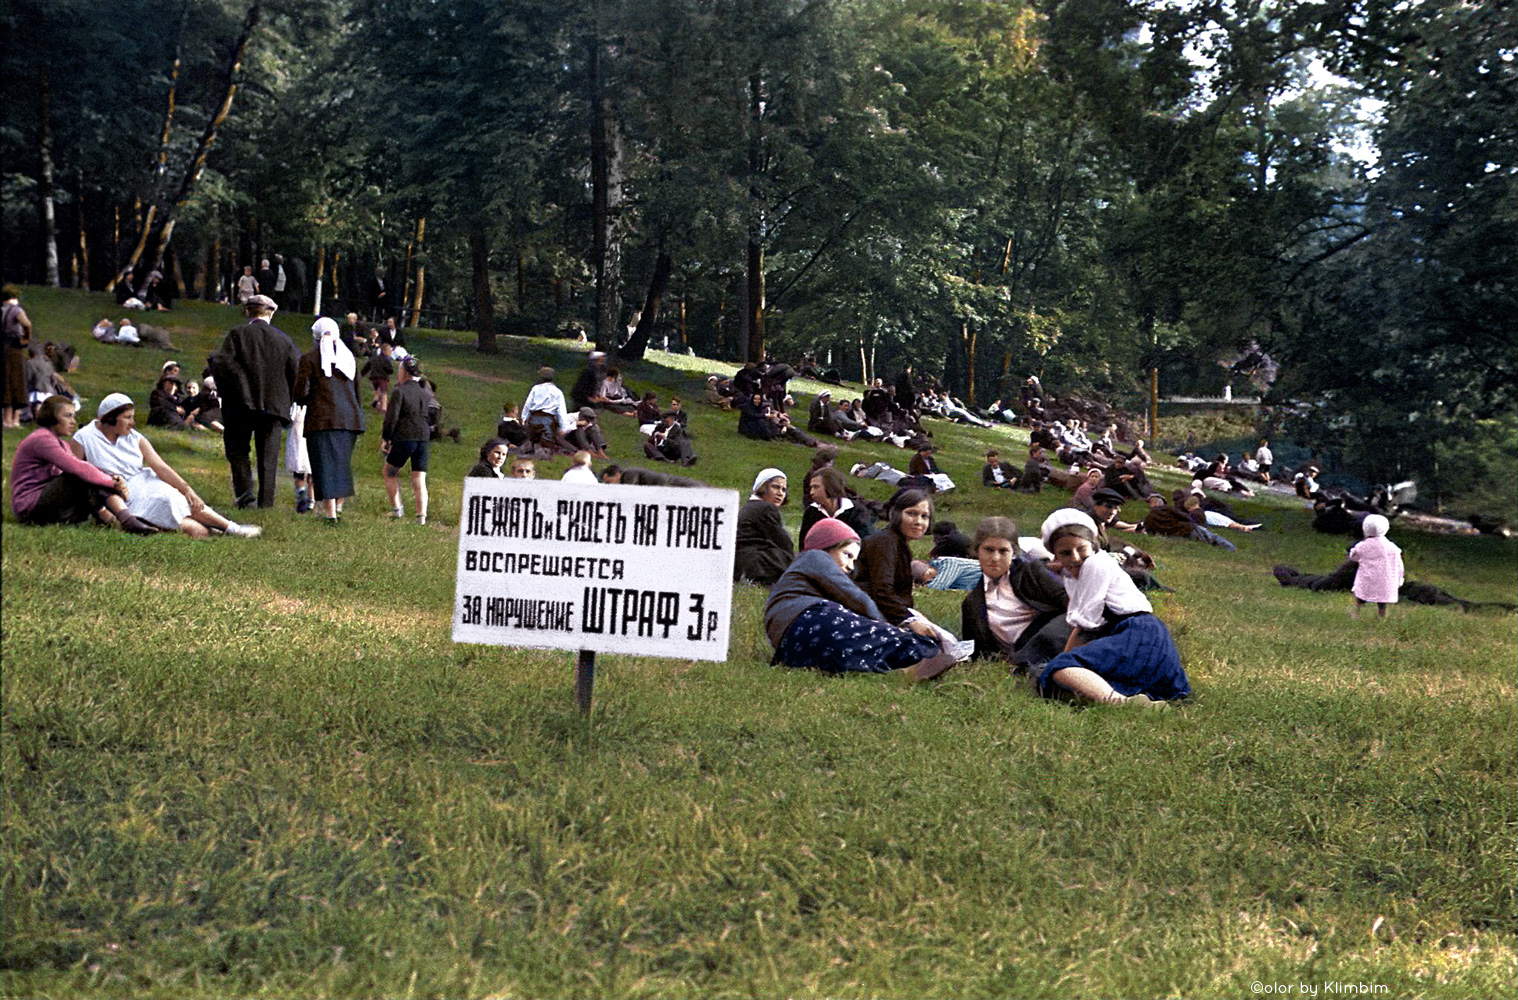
{"left": 1049, "top": 667, "right": 1127, "bottom": 704}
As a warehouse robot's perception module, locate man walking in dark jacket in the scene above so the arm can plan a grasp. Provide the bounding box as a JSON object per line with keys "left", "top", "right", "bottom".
{"left": 214, "top": 295, "right": 300, "bottom": 508}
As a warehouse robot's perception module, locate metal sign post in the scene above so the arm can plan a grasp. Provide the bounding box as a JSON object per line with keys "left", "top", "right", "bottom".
{"left": 575, "top": 649, "right": 596, "bottom": 716}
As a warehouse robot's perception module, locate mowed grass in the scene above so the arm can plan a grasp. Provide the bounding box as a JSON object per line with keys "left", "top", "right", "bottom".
{"left": 2, "top": 287, "right": 1515, "bottom": 999}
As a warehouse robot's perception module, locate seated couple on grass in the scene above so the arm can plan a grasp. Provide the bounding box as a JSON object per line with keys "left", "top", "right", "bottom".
{"left": 951, "top": 510, "right": 1190, "bottom": 707}
{"left": 763, "top": 517, "right": 970, "bottom": 683}
{"left": 762, "top": 489, "right": 972, "bottom": 682}
{"left": 11, "top": 394, "right": 259, "bottom": 538}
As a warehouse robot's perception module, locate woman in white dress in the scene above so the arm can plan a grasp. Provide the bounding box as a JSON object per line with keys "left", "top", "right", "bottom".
{"left": 73, "top": 392, "right": 261, "bottom": 538}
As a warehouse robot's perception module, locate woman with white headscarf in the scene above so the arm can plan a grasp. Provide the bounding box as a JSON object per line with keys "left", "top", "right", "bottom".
{"left": 733, "top": 467, "right": 794, "bottom": 585}
{"left": 293, "top": 316, "right": 365, "bottom": 522}
{"left": 1033, "top": 508, "right": 1189, "bottom": 706}
{"left": 73, "top": 393, "right": 260, "bottom": 537}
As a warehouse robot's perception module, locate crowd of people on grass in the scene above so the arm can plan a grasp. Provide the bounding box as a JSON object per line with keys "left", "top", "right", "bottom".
{"left": 16, "top": 283, "right": 1502, "bottom": 704}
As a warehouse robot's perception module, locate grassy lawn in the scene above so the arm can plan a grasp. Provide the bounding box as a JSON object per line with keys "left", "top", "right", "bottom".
{"left": 2, "top": 287, "right": 1514, "bottom": 998}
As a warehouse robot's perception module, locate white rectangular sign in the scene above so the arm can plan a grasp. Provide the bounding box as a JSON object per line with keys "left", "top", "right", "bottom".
{"left": 452, "top": 478, "right": 739, "bottom": 661}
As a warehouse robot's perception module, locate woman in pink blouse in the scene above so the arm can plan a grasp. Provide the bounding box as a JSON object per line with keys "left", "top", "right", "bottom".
{"left": 9, "top": 395, "right": 154, "bottom": 532}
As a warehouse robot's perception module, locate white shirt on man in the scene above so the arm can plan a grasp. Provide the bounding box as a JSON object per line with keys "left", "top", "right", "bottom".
{"left": 522, "top": 381, "right": 573, "bottom": 432}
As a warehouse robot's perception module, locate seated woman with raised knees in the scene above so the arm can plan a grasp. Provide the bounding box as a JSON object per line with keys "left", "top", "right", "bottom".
{"left": 854, "top": 488, "right": 934, "bottom": 625}
{"left": 1035, "top": 509, "right": 1189, "bottom": 707}
{"left": 73, "top": 393, "right": 262, "bottom": 538}
{"left": 958, "top": 517, "right": 1072, "bottom": 672}
{"left": 148, "top": 373, "right": 194, "bottom": 430}
{"left": 734, "top": 468, "right": 795, "bottom": 585}
{"left": 9, "top": 395, "right": 154, "bottom": 533}
{"left": 764, "top": 518, "right": 966, "bottom": 682}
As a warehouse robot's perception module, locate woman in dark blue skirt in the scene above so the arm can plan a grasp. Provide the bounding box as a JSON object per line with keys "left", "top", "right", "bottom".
{"left": 294, "top": 317, "right": 365, "bottom": 520}
{"left": 764, "top": 518, "right": 963, "bottom": 682}
{"left": 1035, "top": 509, "right": 1190, "bottom": 706}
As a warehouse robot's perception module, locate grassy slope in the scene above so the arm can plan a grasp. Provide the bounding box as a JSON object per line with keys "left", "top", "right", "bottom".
{"left": 2, "top": 287, "right": 1514, "bottom": 999}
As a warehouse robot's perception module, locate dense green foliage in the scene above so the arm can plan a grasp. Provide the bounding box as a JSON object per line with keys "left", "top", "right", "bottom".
{"left": 0, "top": 1, "right": 1513, "bottom": 508}
{"left": 2, "top": 288, "right": 1515, "bottom": 997}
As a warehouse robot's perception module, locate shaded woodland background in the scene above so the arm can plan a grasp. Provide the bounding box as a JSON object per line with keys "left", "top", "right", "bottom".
{"left": 1, "top": 0, "right": 1513, "bottom": 519}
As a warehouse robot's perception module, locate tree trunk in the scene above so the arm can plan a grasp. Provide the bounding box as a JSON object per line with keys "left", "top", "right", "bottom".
{"left": 400, "top": 215, "right": 421, "bottom": 325}
{"left": 37, "top": 66, "right": 60, "bottom": 287}
{"left": 112, "top": 205, "right": 155, "bottom": 293}
{"left": 204, "top": 238, "right": 219, "bottom": 300}
{"left": 743, "top": 69, "right": 766, "bottom": 362}
{"left": 1142, "top": 307, "right": 1158, "bottom": 439}
{"left": 409, "top": 216, "right": 426, "bottom": 325}
{"left": 408, "top": 219, "right": 427, "bottom": 328}
{"left": 74, "top": 179, "right": 89, "bottom": 289}
{"left": 170, "top": 248, "right": 187, "bottom": 297}
{"left": 966, "top": 321, "right": 978, "bottom": 406}
{"left": 155, "top": 2, "right": 188, "bottom": 184}
{"left": 400, "top": 243, "right": 414, "bottom": 320}
{"left": 745, "top": 239, "right": 764, "bottom": 363}
{"left": 588, "top": 33, "right": 624, "bottom": 353}
{"left": 1149, "top": 367, "right": 1159, "bottom": 441}
{"left": 410, "top": 263, "right": 426, "bottom": 329}
{"left": 313, "top": 244, "right": 325, "bottom": 315}
{"left": 619, "top": 250, "right": 672, "bottom": 363}
{"left": 469, "top": 222, "right": 497, "bottom": 352}
{"left": 148, "top": 3, "right": 261, "bottom": 272}
{"left": 517, "top": 254, "right": 526, "bottom": 312}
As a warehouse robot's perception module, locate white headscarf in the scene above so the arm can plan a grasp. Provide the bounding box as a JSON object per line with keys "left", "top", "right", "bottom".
{"left": 1040, "top": 508, "right": 1099, "bottom": 548}
{"left": 311, "top": 316, "right": 356, "bottom": 380}
{"left": 1361, "top": 514, "right": 1390, "bottom": 538}
{"left": 97, "top": 392, "right": 134, "bottom": 420}
{"left": 750, "top": 467, "right": 786, "bottom": 500}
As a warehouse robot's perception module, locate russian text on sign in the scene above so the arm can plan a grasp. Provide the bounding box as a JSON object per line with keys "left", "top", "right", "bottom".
{"left": 453, "top": 478, "right": 738, "bottom": 661}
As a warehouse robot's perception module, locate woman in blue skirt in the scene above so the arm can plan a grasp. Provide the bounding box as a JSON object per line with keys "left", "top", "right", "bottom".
{"left": 1036, "top": 509, "right": 1190, "bottom": 707}
{"left": 293, "top": 317, "right": 365, "bottom": 521}
{"left": 764, "top": 518, "right": 963, "bottom": 682}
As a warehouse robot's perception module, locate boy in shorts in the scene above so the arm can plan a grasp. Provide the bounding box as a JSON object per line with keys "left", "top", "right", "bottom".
{"left": 381, "top": 357, "right": 430, "bottom": 524}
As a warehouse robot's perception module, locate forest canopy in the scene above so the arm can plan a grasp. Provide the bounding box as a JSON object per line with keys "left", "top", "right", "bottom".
{"left": 2, "top": 0, "right": 1513, "bottom": 517}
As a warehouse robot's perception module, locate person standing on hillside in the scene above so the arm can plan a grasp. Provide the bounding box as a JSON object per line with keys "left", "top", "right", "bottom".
{"left": 893, "top": 364, "right": 917, "bottom": 413}
{"left": 381, "top": 357, "right": 431, "bottom": 526}
{"left": 212, "top": 295, "right": 301, "bottom": 509}
{"left": 1255, "top": 438, "right": 1274, "bottom": 485}
{"left": 368, "top": 267, "right": 390, "bottom": 321}
{"left": 1348, "top": 514, "right": 1404, "bottom": 620}
{"left": 236, "top": 266, "right": 259, "bottom": 305}
{"left": 294, "top": 317, "right": 365, "bottom": 523}
{"left": 2, "top": 287, "right": 34, "bottom": 429}
{"left": 271, "top": 254, "right": 289, "bottom": 310}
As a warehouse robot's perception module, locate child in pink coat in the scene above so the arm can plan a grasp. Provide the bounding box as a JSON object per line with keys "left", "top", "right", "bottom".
{"left": 1348, "top": 514, "right": 1404, "bottom": 619}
